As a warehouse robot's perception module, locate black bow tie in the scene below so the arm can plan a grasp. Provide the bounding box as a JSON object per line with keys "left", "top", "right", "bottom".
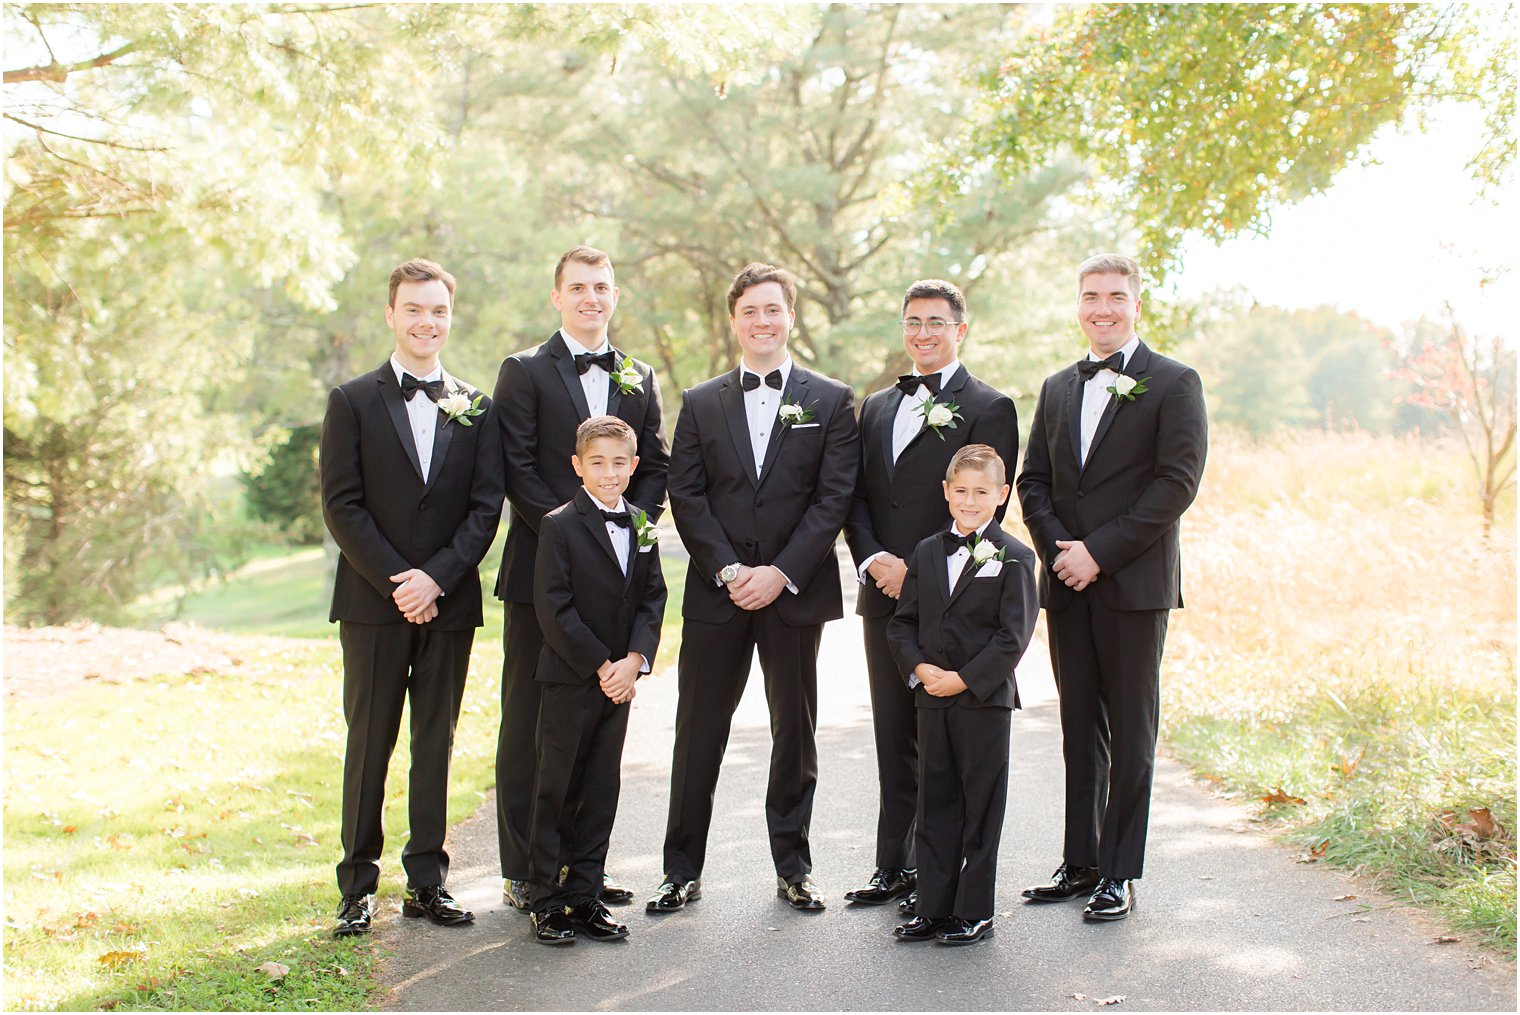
{"left": 401, "top": 373, "right": 445, "bottom": 402}
{"left": 600, "top": 509, "right": 632, "bottom": 529}
{"left": 896, "top": 374, "right": 941, "bottom": 397}
{"left": 741, "top": 369, "right": 784, "bottom": 392}
{"left": 575, "top": 350, "right": 617, "bottom": 375}
{"left": 942, "top": 530, "right": 972, "bottom": 556}
{"left": 1077, "top": 352, "right": 1125, "bottom": 379}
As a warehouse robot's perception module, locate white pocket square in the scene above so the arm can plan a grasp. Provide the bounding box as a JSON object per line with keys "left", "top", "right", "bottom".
{"left": 974, "top": 561, "right": 1003, "bottom": 578}
{"left": 790, "top": 422, "right": 821, "bottom": 430}
{"left": 638, "top": 544, "right": 654, "bottom": 553}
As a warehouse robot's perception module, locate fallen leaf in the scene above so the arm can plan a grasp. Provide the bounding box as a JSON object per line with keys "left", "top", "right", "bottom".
{"left": 294, "top": 832, "right": 319, "bottom": 847}
{"left": 1198, "top": 875, "right": 1216, "bottom": 881}
{"left": 62, "top": 825, "right": 78, "bottom": 834}
{"left": 98, "top": 949, "right": 145, "bottom": 967}
{"left": 1463, "top": 808, "right": 1504, "bottom": 840}
{"left": 1352, "top": 916, "right": 1371, "bottom": 923}
{"left": 1097, "top": 996, "right": 1126, "bottom": 1006}
{"left": 73, "top": 911, "right": 100, "bottom": 928}
{"left": 1310, "top": 839, "right": 1329, "bottom": 858}
{"left": 1261, "top": 787, "right": 1307, "bottom": 806}
{"left": 256, "top": 961, "right": 289, "bottom": 980}
{"left": 1332, "top": 894, "right": 1356, "bottom": 901}
{"left": 1433, "top": 935, "right": 1460, "bottom": 944}
{"left": 1071, "top": 994, "right": 1088, "bottom": 1002}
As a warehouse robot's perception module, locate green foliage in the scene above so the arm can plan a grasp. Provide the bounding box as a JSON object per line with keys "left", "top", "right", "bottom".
{"left": 242, "top": 425, "right": 322, "bottom": 546}
{"left": 968, "top": 3, "right": 1485, "bottom": 275}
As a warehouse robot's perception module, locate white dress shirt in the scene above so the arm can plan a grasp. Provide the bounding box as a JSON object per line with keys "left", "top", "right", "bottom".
{"left": 589, "top": 491, "right": 650, "bottom": 672}
{"left": 391, "top": 355, "right": 442, "bottom": 482}
{"left": 562, "top": 332, "right": 611, "bottom": 419}
{"left": 741, "top": 356, "right": 793, "bottom": 478}
{"left": 907, "top": 517, "right": 994, "bottom": 689}
{"left": 1080, "top": 334, "right": 1140, "bottom": 465}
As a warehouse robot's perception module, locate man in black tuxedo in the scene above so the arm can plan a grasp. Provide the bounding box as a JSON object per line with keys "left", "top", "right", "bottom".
{"left": 492, "top": 246, "right": 669, "bottom": 911}
{"left": 843, "top": 279, "right": 1018, "bottom": 908}
{"left": 1016, "top": 253, "right": 1207, "bottom": 921}
{"left": 647, "top": 262, "right": 859, "bottom": 914}
{"left": 321, "top": 258, "right": 504, "bottom": 937}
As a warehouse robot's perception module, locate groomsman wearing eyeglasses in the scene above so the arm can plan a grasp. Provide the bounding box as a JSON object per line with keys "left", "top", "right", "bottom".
{"left": 842, "top": 279, "right": 1018, "bottom": 910}
{"left": 491, "top": 246, "right": 670, "bottom": 913}
{"left": 1016, "top": 253, "right": 1207, "bottom": 921}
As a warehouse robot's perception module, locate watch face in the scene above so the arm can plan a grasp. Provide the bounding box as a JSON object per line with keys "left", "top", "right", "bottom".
{"left": 721, "top": 564, "right": 739, "bottom": 583}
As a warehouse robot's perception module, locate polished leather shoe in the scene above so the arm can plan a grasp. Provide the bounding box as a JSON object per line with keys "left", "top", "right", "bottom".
{"left": 333, "top": 894, "right": 374, "bottom": 938}
{"left": 567, "top": 899, "right": 629, "bottom": 941}
{"left": 531, "top": 909, "right": 576, "bottom": 945}
{"left": 844, "top": 867, "right": 916, "bottom": 905}
{"left": 936, "top": 916, "right": 995, "bottom": 944}
{"left": 897, "top": 889, "right": 918, "bottom": 913}
{"left": 777, "top": 876, "right": 826, "bottom": 911}
{"left": 645, "top": 877, "right": 701, "bottom": 912}
{"left": 1083, "top": 878, "right": 1135, "bottom": 921}
{"left": 502, "top": 878, "right": 531, "bottom": 912}
{"left": 1022, "top": 862, "right": 1102, "bottom": 903}
{"left": 892, "top": 915, "right": 946, "bottom": 941}
{"left": 600, "top": 872, "right": 635, "bottom": 905}
{"left": 402, "top": 884, "right": 474, "bottom": 926}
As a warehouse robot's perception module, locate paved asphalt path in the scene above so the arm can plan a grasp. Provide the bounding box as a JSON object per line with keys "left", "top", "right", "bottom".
{"left": 377, "top": 566, "right": 1515, "bottom": 1012}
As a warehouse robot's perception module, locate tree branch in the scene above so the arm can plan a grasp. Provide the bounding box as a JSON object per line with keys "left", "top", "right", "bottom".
{"left": 4, "top": 113, "right": 167, "bottom": 152}
{"left": 4, "top": 41, "right": 138, "bottom": 84}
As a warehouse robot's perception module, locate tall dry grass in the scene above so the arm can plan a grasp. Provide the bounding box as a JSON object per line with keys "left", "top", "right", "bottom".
{"left": 1162, "top": 428, "right": 1516, "bottom": 953}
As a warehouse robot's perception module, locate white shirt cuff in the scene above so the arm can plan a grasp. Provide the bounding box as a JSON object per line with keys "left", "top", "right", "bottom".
{"left": 857, "top": 551, "right": 888, "bottom": 584}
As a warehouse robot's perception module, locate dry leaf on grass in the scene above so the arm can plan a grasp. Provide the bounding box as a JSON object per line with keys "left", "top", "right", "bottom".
{"left": 1097, "top": 996, "right": 1126, "bottom": 1006}
{"left": 1332, "top": 894, "right": 1356, "bottom": 901}
{"left": 256, "top": 961, "right": 290, "bottom": 980}
{"left": 97, "top": 949, "right": 145, "bottom": 967}
{"left": 1261, "top": 787, "right": 1307, "bottom": 805}
{"left": 1433, "top": 935, "right": 1460, "bottom": 944}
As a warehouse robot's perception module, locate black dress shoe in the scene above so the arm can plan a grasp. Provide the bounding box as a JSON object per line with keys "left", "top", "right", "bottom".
{"left": 531, "top": 909, "right": 576, "bottom": 945}
{"left": 777, "top": 875, "right": 826, "bottom": 911}
{"left": 502, "top": 878, "right": 531, "bottom": 913}
{"left": 333, "top": 894, "right": 374, "bottom": 938}
{"left": 1083, "top": 878, "right": 1135, "bottom": 921}
{"left": 936, "top": 916, "right": 995, "bottom": 944}
{"left": 844, "top": 867, "right": 916, "bottom": 905}
{"left": 645, "top": 877, "right": 701, "bottom": 912}
{"left": 1022, "top": 862, "right": 1102, "bottom": 903}
{"left": 600, "top": 872, "right": 635, "bottom": 905}
{"left": 892, "top": 915, "right": 946, "bottom": 941}
{"left": 402, "top": 885, "right": 474, "bottom": 926}
{"left": 567, "top": 899, "right": 629, "bottom": 941}
{"left": 897, "top": 889, "right": 918, "bottom": 913}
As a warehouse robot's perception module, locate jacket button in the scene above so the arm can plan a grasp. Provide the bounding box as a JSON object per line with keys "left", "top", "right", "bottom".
{"left": 891, "top": 500, "right": 900, "bottom": 508}
{"left": 1077, "top": 491, "right": 1086, "bottom": 498}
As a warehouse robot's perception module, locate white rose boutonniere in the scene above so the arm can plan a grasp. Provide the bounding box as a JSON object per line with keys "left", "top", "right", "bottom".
{"left": 1107, "top": 374, "right": 1150, "bottom": 402}
{"left": 777, "top": 396, "right": 817, "bottom": 427}
{"left": 613, "top": 355, "right": 644, "bottom": 396}
{"left": 438, "top": 383, "right": 485, "bottom": 427}
{"left": 632, "top": 508, "right": 659, "bottom": 549}
{"left": 915, "top": 395, "right": 963, "bottom": 440}
{"left": 969, "top": 534, "right": 1007, "bottom": 565}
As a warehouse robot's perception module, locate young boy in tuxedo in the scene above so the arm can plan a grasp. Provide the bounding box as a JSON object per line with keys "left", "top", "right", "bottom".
{"left": 886, "top": 444, "right": 1038, "bottom": 945}
{"left": 527, "top": 415, "right": 667, "bottom": 945}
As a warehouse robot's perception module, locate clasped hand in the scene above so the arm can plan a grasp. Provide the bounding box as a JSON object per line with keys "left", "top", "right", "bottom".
{"left": 867, "top": 554, "right": 907, "bottom": 599}
{"left": 1052, "top": 539, "right": 1099, "bottom": 591}
{"left": 728, "top": 564, "right": 787, "bottom": 610}
{"left": 597, "top": 653, "right": 642, "bottom": 704}
{"left": 390, "top": 568, "right": 442, "bottom": 624}
{"left": 914, "top": 663, "right": 967, "bottom": 698}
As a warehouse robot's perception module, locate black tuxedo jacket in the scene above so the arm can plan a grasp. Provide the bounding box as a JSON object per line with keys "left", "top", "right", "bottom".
{"left": 886, "top": 525, "right": 1038, "bottom": 710}
{"left": 321, "top": 361, "right": 505, "bottom": 630}
{"left": 845, "top": 365, "right": 1019, "bottom": 619}
{"left": 494, "top": 330, "right": 670, "bottom": 604}
{"left": 1016, "top": 339, "right": 1208, "bottom": 612}
{"left": 668, "top": 364, "right": 859, "bottom": 627}
{"left": 532, "top": 488, "right": 666, "bottom": 685}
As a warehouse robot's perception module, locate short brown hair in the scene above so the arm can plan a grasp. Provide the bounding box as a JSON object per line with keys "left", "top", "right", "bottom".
{"left": 945, "top": 443, "right": 1006, "bottom": 486}
{"left": 388, "top": 258, "right": 455, "bottom": 308}
{"left": 1077, "top": 253, "right": 1142, "bottom": 299}
{"left": 575, "top": 414, "right": 638, "bottom": 458}
{"left": 902, "top": 278, "right": 966, "bottom": 320}
{"left": 555, "top": 245, "right": 613, "bottom": 289}
{"left": 727, "top": 261, "right": 797, "bottom": 315}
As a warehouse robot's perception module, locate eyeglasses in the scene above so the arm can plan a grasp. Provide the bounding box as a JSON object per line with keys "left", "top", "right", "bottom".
{"left": 901, "top": 318, "right": 959, "bottom": 336}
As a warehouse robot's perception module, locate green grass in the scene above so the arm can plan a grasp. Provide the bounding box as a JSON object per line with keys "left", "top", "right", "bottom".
{"left": 2, "top": 638, "right": 505, "bottom": 1011}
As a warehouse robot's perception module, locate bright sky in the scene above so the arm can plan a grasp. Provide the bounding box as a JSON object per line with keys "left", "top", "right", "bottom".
{"left": 1171, "top": 102, "right": 1515, "bottom": 339}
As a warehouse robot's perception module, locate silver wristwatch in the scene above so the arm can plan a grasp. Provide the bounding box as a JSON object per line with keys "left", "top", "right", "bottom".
{"left": 718, "top": 562, "right": 741, "bottom": 585}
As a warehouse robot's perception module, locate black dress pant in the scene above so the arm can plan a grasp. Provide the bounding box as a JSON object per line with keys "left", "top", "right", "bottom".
{"left": 662, "top": 612, "right": 822, "bottom": 883}
{"left": 913, "top": 705, "right": 1010, "bottom": 922}
{"left": 862, "top": 613, "right": 917, "bottom": 869}
{"left": 495, "top": 599, "right": 543, "bottom": 881}
{"left": 336, "top": 621, "right": 472, "bottom": 897}
{"left": 528, "top": 683, "right": 630, "bottom": 912}
{"left": 1047, "top": 593, "right": 1169, "bottom": 880}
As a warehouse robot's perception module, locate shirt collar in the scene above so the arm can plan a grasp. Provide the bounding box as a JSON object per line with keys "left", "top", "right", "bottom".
{"left": 948, "top": 517, "right": 995, "bottom": 543}
{"left": 586, "top": 491, "right": 628, "bottom": 515}
{"left": 561, "top": 331, "right": 610, "bottom": 358}
{"left": 391, "top": 355, "right": 442, "bottom": 386}
{"left": 1086, "top": 334, "right": 1139, "bottom": 370}
{"left": 911, "top": 360, "right": 960, "bottom": 384}
{"left": 740, "top": 356, "right": 793, "bottom": 388}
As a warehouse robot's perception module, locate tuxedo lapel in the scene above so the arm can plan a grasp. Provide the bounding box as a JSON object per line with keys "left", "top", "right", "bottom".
{"left": 898, "top": 364, "right": 965, "bottom": 463}
{"left": 576, "top": 489, "right": 625, "bottom": 574}
{"left": 1084, "top": 341, "right": 1150, "bottom": 471}
{"left": 549, "top": 331, "right": 593, "bottom": 423}
{"left": 877, "top": 388, "right": 905, "bottom": 480}
{"left": 424, "top": 370, "right": 463, "bottom": 490}
{"left": 1065, "top": 366, "right": 1084, "bottom": 471}
{"left": 946, "top": 526, "right": 998, "bottom": 609}
{"left": 758, "top": 370, "right": 809, "bottom": 485}
{"left": 376, "top": 365, "right": 425, "bottom": 482}
{"left": 718, "top": 371, "right": 758, "bottom": 486}
{"left": 606, "top": 346, "right": 625, "bottom": 418}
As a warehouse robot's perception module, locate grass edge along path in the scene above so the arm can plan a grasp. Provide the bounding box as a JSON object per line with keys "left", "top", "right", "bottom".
{"left": 2, "top": 635, "right": 506, "bottom": 1011}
